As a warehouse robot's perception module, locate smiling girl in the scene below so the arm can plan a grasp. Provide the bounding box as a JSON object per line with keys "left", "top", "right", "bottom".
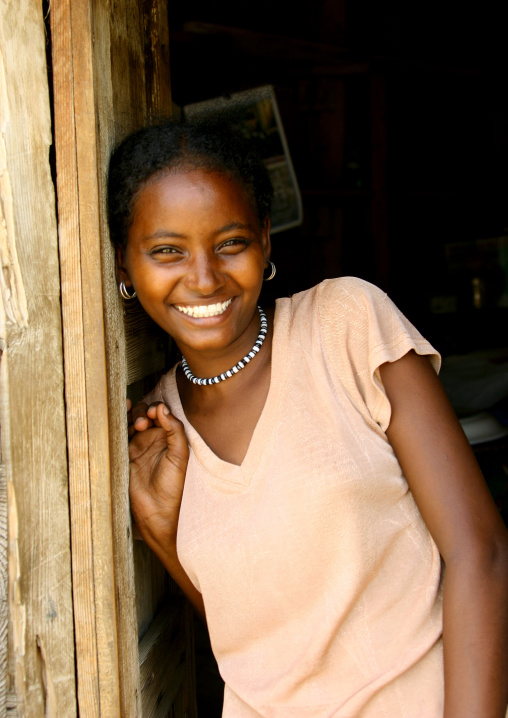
{"left": 108, "top": 114, "right": 508, "bottom": 718}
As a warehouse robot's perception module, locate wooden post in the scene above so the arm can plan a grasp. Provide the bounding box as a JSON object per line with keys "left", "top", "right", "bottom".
{"left": 0, "top": 1, "right": 76, "bottom": 715}
{"left": 51, "top": 1, "right": 196, "bottom": 716}
{"left": 51, "top": 0, "right": 122, "bottom": 713}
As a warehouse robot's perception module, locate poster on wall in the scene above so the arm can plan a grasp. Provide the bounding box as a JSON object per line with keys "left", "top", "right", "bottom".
{"left": 184, "top": 86, "right": 303, "bottom": 234}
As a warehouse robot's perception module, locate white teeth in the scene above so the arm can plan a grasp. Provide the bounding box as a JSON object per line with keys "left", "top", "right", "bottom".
{"left": 175, "top": 298, "right": 232, "bottom": 318}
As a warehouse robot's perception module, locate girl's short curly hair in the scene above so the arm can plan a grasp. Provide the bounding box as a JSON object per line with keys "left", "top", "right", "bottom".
{"left": 107, "top": 111, "right": 274, "bottom": 250}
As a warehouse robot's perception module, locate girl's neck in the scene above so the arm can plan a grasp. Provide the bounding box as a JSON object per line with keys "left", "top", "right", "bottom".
{"left": 175, "top": 306, "right": 272, "bottom": 386}
{"left": 176, "top": 306, "right": 274, "bottom": 405}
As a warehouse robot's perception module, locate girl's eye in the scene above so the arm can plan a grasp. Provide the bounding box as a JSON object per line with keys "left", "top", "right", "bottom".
{"left": 150, "top": 246, "right": 181, "bottom": 257}
{"left": 219, "top": 238, "right": 250, "bottom": 252}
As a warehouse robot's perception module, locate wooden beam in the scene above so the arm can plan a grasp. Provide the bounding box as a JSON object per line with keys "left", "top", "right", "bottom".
{"left": 182, "top": 21, "right": 348, "bottom": 64}
{"left": 0, "top": 0, "right": 76, "bottom": 714}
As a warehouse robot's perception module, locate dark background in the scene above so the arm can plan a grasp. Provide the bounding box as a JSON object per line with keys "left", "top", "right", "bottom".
{"left": 165, "top": 5, "right": 508, "bottom": 712}
{"left": 167, "top": 0, "right": 508, "bottom": 357}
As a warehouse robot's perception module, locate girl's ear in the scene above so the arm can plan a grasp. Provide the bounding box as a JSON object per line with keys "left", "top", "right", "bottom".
{"left": 115, "top": 246, "right": 131, "bottom": 286}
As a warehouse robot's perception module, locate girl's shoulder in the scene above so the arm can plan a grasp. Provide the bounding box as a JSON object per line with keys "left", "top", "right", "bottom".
{"left": 288, "top": 275, "right": 388, "bottom": 311}
{"left": 283, "top": 276, "right": 390, "bottom": 336}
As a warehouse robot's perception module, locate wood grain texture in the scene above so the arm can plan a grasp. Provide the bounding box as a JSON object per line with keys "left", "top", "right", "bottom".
{"left": 92, "top": 1, "right": 146, "bottom": 714}
{"left": 90, "top": 1, "right": 190, "bottom": 716}
{"left": 0, "top": 0, "right": 77, "bottom": 714}
{"left": 51, "top": 1, "right": 196, "bottom": 715}
{"left": 139, "top": 598, "right": 196, "bottom": 718}
{"left": 143, "top": 0, "right": 172, "bottom": 120}
{"left": 51, "top": 0, "right": 121, "bottom": 714}
{"left": 0, "top": 461, "right": 7, "bottom": 716}
{"left": 50, "top": 2, "right": 100, "bottom": 714}
{"left": 70, "top": 1, "right": 121, "bottom": 712}
{"left": 134, "top": 542, "right": 170, "bottom": 642}
{"left": 123, "top": 302, "right": 168, "bottom": 386}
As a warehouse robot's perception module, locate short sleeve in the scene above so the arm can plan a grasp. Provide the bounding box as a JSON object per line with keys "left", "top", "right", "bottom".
{"left": 139, "top": 368, "right": 174, "bottom": 408}
{"left": 318, "top": 277, "right": 441, "bottom": 432}
{"left": 142, "top": 383, "right": 163, "bottom": 407}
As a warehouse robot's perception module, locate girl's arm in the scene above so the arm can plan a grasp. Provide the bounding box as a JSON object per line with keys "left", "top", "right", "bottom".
{"left": 128, "top": 402, "right": 206, "bottom": 621}
{"left": 380, "top": 350, "right": 508, "bottom": 718}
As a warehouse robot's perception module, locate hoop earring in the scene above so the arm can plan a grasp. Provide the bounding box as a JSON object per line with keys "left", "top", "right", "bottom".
{"left": 264, "top": 261, "right": 276, "bottom": 281}
{"left": 119, "top": 281, "right": 137, "bottom": 300}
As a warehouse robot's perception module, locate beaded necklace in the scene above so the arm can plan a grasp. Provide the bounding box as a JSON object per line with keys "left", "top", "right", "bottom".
{"left": 181, "top": 306, "right": 268, "bottom": 386}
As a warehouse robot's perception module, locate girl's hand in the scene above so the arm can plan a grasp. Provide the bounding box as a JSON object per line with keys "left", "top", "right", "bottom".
{"left": 128, "top": 402, "right": 205, "bottom": 619}
{"left": 128, "top": 402, "right": 189, "bottom": 551}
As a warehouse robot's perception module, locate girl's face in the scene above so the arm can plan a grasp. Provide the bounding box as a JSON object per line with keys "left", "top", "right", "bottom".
{"left": 117, "top": 168, "right": 271, "bottom": 357}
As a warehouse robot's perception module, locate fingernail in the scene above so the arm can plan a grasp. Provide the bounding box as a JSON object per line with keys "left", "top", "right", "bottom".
{"left": 163, "top": 406, "right": 170, "bottom": 415}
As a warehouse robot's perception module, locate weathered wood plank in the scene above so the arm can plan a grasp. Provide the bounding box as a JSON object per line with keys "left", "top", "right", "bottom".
{"left": 51, "top": 0, "right": 121, "bottom": 714}
{"left": 139, "top": 599, "right": 188, "bottom": 718}
{"left": 69, "top": 3, "right": 121, "bottom": 713}
{"left": 50, "top": 1, "right": 100, "bottom": 714}
{"left": 92, "top": 1, "right": 147, "bottom": 715}
{"left": 143, "top": 0, "right": 172, "bottom": 120}
{"left": 0, "top": 0, "right": 77, "bottom": 714}
{"left": 0, "top": 461, "right": 7, "bottom": 715}
{"left": 92, "top": 0, "right": 180, "bottom": 715}
{"left": 52, "top": 1, "right": 196, "bottom": 715}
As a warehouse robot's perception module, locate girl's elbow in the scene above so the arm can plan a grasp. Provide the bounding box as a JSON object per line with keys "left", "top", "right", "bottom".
{"left": 449, "top": 527, "right": 508, "bottom": 580}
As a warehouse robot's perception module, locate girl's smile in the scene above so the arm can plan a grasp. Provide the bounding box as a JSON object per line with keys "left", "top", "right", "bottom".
{"left": 117, "top": 168, "right": 271, "bottom": 374}
{"left": 174, "top": 298, "right": 232, "bottom": 318}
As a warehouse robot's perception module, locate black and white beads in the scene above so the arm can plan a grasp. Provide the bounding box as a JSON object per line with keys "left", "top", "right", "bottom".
{"left": 181, "top": 306, "right": 268, "bottom": 386}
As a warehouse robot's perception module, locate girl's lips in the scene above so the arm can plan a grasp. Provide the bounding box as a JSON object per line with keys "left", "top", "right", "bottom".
{"left": 173, "top": 298, "right": 233, "bottom": 319}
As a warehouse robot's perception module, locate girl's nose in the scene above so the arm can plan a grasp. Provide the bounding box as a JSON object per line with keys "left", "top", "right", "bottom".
{"left": 183, "top": 252, "right": 225, "bottom": 295}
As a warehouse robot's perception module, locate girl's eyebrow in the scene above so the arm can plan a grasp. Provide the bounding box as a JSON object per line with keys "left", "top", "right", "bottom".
{"left": 140, "top": 222, "right": 254, "bottom": 243}
{"left": 140, "top": 229, "right": 187, "bottom": 242}
{"left": 213, "top": 222, "right": 253, "bottom": 235}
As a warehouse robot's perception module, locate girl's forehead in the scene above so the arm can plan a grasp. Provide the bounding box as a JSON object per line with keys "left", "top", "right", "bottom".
{"left": 134, "top": 168, "right": 254, "bottom": 215}
{"left": 130, "top": 168, "right": 258, "bottom": 231}
{"left": 149, "top": 165, "right": 239, "bottom": 189}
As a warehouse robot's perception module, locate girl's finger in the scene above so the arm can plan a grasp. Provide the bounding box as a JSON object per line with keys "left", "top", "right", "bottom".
{"left": 155, "top": 403, "right": 189, "bottom": 470}
{"left": 146, "top": 402, "right": 163, "bottom": 418}
{"left": 131, "top": 402, "right": 152, "bottom": 431}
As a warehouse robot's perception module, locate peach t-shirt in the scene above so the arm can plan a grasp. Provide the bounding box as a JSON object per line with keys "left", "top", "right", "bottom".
{"left": 150, "top": 277, "right": 444, "bottom": 717}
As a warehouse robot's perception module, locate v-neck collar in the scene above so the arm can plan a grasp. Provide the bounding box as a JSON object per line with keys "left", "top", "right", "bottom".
{"left": 162, "top": 297, "right": 290, "bottom": 487}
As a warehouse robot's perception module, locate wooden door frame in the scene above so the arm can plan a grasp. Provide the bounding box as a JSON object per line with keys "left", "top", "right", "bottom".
{"left": 50, "top": 1, "right": 193, "bottom": 716}
{"left": 1, "top": 1, "right": 194, "bottom": 713}
{"left": 0, "top": 1, "right": 77, "bottom": 714}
